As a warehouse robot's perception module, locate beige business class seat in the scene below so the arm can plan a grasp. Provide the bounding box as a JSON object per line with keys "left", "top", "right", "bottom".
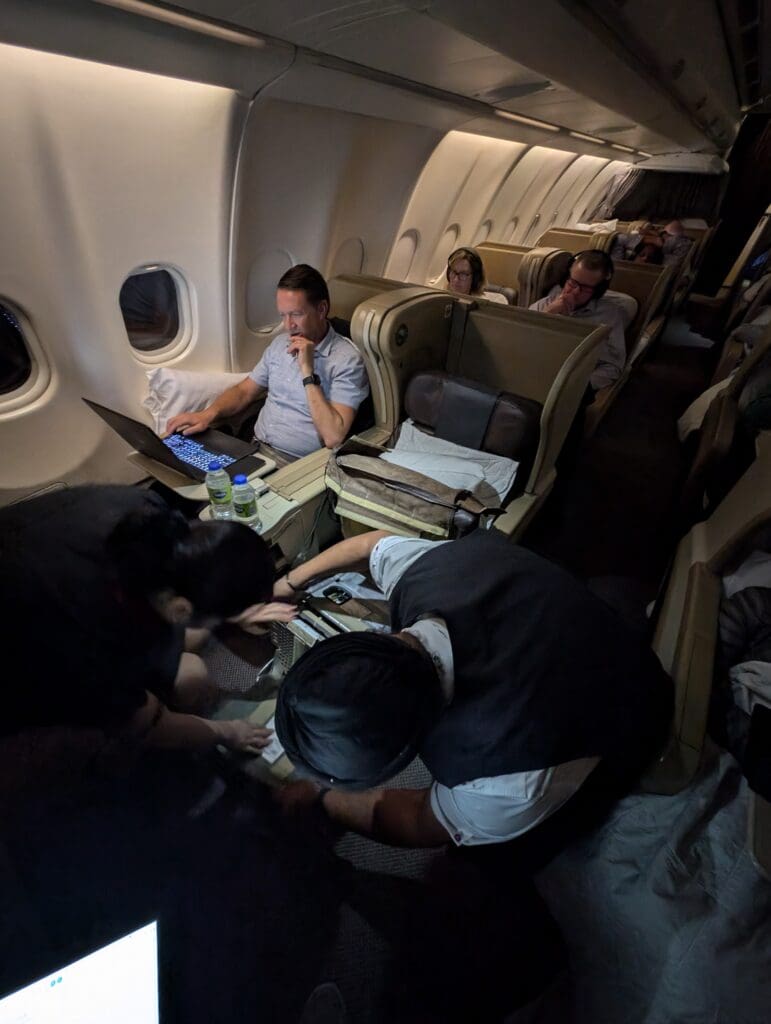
{"left": 536, "top": 226, "right": 617, "bottom": 254}
{"left": 645, "top": 443, "right": 771, "bottom": 879}
{"left": 679, "top": 328, "right": 771, "bottom": 528}
{"left": 333, "top": 285, "right": 608, "bottom": 539}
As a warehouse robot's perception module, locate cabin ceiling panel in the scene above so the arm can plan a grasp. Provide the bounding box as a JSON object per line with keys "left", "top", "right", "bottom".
{"left": 0, "top": 0, "right": 293, "bottom": 94}
{"left": 175, "top": 0, "right": 737, "bottom": 153}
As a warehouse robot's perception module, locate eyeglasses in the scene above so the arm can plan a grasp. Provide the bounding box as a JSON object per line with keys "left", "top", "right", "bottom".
{"left": 448, "top": 269, "right": 472, "bottom": 280}
{"left": 565, "top": 276, "right": 597, "bottom": 295}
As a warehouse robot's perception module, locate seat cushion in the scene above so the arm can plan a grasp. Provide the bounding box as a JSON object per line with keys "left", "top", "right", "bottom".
{"left": 404, "top": 372, "right": 542, "bottom": 490}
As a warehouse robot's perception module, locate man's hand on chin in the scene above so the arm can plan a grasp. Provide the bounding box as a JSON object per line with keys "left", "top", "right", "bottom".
{"left": 286, "top": 335, "right": 316, "bottom": 376}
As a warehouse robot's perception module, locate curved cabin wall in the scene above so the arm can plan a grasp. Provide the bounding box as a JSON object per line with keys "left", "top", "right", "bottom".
{"left": 0, "top": 36, "right": 634, "bottom": 502}
{"left": 0, "top": 41, "right": 244, "bottom": 502}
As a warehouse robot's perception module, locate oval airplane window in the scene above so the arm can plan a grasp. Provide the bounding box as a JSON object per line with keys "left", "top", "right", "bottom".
{"left": 330, "top": 237, "right": 365, "bottom": 278}
{"left": 389, "top": 229, "right": 419, "bottom": 281}
{"left": 246, "top": 247, "right": 294, "bottom": 332}
{"left": 120, "top": 267, "right": 185, "bottom": 353}
{"left": 0, "top": 302, "right": 32, "bottom": 396}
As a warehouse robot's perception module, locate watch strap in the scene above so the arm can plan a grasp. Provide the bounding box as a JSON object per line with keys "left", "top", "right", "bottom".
{"left": 302, "top": 373, "right": 321, "bottom": 387}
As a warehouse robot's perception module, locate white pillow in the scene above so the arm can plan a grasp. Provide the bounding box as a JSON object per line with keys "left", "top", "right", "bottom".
{"left": 143, "top": 367, "right": 248, "bottom": 433}
{"left": 380, "top": 419, "right": 519, "bottom": 505}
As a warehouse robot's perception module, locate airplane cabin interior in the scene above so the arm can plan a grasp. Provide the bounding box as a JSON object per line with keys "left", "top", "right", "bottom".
{"left": 1, "top": 2, "right": 771, "bottom": 1022}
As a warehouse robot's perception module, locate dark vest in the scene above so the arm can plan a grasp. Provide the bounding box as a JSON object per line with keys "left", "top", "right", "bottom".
{"left": 390, "top": 531, "right": 672, "bottom": 788}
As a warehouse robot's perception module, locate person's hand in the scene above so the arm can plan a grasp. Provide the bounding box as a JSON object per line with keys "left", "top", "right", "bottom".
{"left": 286, "top": 335, "right": 316, "bottom": 376}
{"left": 164, "top": 409, "right": 215, "bottom": 437}
{"left": 273, "top": 574, "right": 301, "bottom": 601}
{"left": 641, "top": 231, "right": 663, "bottom": 249}
{"left": 229, "top": 600, "right": 298, "bottom": 634}
{"left": 216, "top": 718, "right": 273, "bottom": 754}
{"left": 547, "top": 290, "right": 576, "bottom": 315}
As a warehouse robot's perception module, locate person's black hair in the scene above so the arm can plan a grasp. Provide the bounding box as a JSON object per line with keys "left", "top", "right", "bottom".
{"left": 276, "top": 632, "right": 444, "bottom": 790}
{"left": 561, "top": 249, "right": 615, "bottom": 298}
{"left": 446, "top": 247, "right": 485, "bottom": 294}
{"left": 277, "top": 264, "right": 330, "bottom": 307}
{"left": 168, "top": 521, "right": 274, "bottom": 617}
{"left": 108, "top": 506, "right": 274, "bottom": 618}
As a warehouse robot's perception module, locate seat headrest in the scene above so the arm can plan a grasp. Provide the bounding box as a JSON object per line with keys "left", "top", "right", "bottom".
{"left": 404, "top": 372, "right": 542, "bottom": 477}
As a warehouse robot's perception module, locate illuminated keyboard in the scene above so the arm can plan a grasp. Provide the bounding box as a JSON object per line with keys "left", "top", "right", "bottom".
{"left": 163, "top": 434, "right": 236, "bottom": 470}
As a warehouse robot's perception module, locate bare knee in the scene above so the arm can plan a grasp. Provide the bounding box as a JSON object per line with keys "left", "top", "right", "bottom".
{"left": 172, "top": 653, "right": 217, "bottom": 712}
{"left": 184, "top": 627, "right": 211, "bottom": 654}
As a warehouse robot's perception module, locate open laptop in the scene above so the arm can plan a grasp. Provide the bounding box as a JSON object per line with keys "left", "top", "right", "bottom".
{"left": 0, "top": 921, "right": 159, "bottom": 1024}
{"left": 84, "top": 398, "right": 265, "bottom": 482}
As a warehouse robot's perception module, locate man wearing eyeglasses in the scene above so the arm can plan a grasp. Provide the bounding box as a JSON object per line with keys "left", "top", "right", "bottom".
{"left": 529, "top": 250, "right": 627, "bottom": 391}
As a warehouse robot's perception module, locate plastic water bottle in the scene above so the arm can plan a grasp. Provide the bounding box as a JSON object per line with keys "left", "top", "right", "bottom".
{"left": 205, "top": 460, "right": 233, "bottom": 520}
{"left": 231, "top": 474, "right": 262, "bottom": 530}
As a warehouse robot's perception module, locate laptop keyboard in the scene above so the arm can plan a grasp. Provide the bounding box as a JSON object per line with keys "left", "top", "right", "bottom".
{"left": 163, "top": 434, "right": 236, "bottom": 470}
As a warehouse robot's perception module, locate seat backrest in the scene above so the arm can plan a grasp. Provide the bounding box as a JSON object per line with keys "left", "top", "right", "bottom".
{"left": 517, "top": 247, "right": 573, "bottom": 307}
{"left": 447, "top": 303, "right": 607, "bottom": 496}
{"left": 537, "top": 227, "right": 617, "bottom": 254}
{"left": 328, "top": 273, "right": 407, "bottom": 322}
{"left": 609, "top": 261, "right": 673, "bottom": 345}
{"left": 404, "top": 371, "right": 542, "bottom": 494}
{"left": 475, "top": 243, "right": 530, "bottom": 296}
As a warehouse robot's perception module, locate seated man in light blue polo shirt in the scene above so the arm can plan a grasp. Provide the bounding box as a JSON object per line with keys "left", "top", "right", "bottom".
{"left": 166, "top": 264, "right": 369, "bottom": 460}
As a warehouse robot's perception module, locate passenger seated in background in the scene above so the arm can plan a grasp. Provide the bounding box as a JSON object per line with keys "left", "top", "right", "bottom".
{"left": 611, "top": 219, "right": 691, "bottom": 269}
{"left": 166, "top": 264, "right": 369, "bottom": 460}
{"left": 0, "top": 485, "right": 295, "bottom": 753}
{"left": 445, "top": 246, "right": 509, "bottom": 305}
{"left": 529, "top": 250, "right": 627, "bottom": 391}
{"left": 273, "top": 529, "right": 673, "bottom": 852}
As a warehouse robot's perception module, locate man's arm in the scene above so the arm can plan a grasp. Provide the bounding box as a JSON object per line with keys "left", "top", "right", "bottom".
{"left": 304, "top": 386, "right": 357, "bottom": 448}
{"left": 126, "top": 691, "right": 272, "bottom": 753}
{"left": 165, "top": 377, "right": 264, "bottom": 437}
{"left": 273, "top": 529, "right": 392, "bottom": 598}
{"left": 289, "top": 334, "right": 364, "bottom": 448}
{"left": 278, "top": 782, "right": 450, "bottom": 847}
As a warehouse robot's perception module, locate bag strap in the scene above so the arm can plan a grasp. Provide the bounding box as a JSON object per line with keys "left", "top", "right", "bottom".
{"left": 337, "top": 453, "right": 504, "bottom": 518}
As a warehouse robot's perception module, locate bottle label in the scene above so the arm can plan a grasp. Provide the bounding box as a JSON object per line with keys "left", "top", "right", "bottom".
{"left": 233, "top": 497, "right": 258, "bottom": 519}
{"left": 207, "top": 485, "right": 231, "bottom": 505}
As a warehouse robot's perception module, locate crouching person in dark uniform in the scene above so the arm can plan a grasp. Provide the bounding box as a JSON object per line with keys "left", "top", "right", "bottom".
{"left": 273, "top": 528, "right": 673, "bottom": 1020}
{"left": 0, "top": 484, "right": 293, "bottom": 753}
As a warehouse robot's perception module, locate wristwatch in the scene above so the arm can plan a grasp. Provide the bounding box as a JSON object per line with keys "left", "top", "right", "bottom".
{"left": 302, "top": 373, "right": 321, "bottom": 387}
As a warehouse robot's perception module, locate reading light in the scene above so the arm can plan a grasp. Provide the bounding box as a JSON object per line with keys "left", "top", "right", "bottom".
{"left": 494, "top": 110, "right": 561, "bottom": 133}
{"left": 569, "top": 130, "right": 608, "bottom": 145}
{"left": 93, "top": 0, "right": 266, "bottom": 47}
{"left": 611, "top": 143, "right": 636, "bottom": 153}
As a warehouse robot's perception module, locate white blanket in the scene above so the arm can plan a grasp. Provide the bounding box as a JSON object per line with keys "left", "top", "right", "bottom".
{"left": 380, "top": 420, "right": 519, "bottom": 506}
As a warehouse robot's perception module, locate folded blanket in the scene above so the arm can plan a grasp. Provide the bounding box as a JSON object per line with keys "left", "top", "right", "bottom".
{"left": 380, "top": 420, "right": 518, "bottom": 505}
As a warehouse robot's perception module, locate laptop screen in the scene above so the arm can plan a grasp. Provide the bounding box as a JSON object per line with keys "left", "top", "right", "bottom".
{"left": 0, "top": 922, "right": 159, "bottom": 1024}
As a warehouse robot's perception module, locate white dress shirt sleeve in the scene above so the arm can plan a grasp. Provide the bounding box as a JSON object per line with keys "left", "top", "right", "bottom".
{"left": 368, "top": 536, "right": 450, "bottom": 599}
{"left": 430, "top": 756, "right": 600, "bottom": 846}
